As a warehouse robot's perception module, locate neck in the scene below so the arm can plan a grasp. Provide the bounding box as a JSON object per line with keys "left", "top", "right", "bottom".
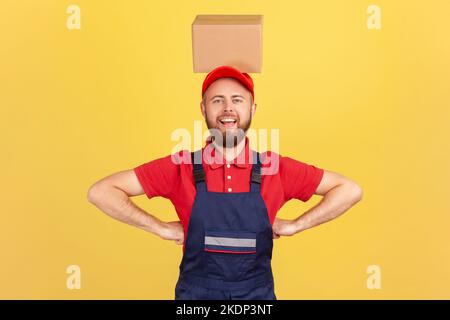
{"left": 212, "top": 137, "right": 246, "bottom": 162}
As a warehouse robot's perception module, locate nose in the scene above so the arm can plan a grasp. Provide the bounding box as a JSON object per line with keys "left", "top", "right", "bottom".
{"left": 223, "top": 98, "right": 234, "bottom": 113}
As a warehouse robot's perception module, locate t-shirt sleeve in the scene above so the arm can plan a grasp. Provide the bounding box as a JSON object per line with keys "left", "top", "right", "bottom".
{"left": 133, "top": 153, "right": 182, "bottom": 199}
{"left": 280, "top": 156, "right": 324, "bottom": 202}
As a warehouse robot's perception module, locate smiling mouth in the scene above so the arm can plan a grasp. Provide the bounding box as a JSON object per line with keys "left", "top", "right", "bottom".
{"left": 218, "top": 118, "right": 237, "bottom": 128}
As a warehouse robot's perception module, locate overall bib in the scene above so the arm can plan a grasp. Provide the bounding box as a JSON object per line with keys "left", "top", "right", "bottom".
{"left": 175, "top": 150, "right": 276, "bottom": 300}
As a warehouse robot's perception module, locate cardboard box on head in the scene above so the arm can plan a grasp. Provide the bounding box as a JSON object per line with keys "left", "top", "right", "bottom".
{"left": 192, "top": 15, "right": 263, "bottom": 73}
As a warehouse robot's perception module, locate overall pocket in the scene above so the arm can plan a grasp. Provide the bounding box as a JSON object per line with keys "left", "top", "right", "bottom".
{"left": 204, "top": 230, "right": 257, "bottom": 280}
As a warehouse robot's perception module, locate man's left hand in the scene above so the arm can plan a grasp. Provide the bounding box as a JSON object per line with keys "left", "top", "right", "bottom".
{"left": 272, "top": 218, "right": 300, "bottom": 239}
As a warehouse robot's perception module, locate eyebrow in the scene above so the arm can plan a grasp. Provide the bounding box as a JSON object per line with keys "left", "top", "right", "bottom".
{"left": 210, "top": 94, "right": 246, "bottom": 101}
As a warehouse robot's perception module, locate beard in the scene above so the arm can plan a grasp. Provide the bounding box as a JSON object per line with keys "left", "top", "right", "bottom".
{"left": 205, "top": 112, "right": 252, "bottom": 148}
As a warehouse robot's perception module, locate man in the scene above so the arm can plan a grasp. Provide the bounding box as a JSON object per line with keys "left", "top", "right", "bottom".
{"left": 87, "top": 65, "right": 363, "bottom": 300}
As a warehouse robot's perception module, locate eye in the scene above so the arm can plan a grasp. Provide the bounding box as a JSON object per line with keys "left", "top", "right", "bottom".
{"left": 213, "top": 99, "right": 222, "bottom": 104}
{"left": 233, "top": 99, "right": 243, "bottom": 103}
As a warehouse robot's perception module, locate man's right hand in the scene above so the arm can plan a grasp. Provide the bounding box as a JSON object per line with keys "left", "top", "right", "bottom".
{"left": 88, "top": 170, "right": 186, "bottom": 245}
{"left": 157, "top": 221, "right": 184, "bottom": 245}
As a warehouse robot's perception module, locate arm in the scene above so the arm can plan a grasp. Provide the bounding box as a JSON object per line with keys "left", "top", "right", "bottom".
{"left": 87, "top": 170, "right": 184, "bottom": 244}
{"left": 273, "top": 170, "right": 363, "bottom": 237}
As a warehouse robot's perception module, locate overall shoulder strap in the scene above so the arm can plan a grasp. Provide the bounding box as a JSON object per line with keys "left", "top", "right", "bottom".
{"left": 250, "top": 150, "right": 262, "bottom": 193}
{"left": 191, "top": 150, "right": 207, "bottom": 192}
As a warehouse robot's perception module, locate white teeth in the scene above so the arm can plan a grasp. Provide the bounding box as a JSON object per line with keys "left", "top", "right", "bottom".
{"left": 220, "top": 118, "right": 236, "bottom": 123}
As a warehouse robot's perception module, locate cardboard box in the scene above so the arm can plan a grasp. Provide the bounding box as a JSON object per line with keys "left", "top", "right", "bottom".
{"left": 192, "top": 15, "right": 263, "bottom": 73}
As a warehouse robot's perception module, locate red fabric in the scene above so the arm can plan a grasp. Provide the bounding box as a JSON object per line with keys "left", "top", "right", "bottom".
{"left": 133, "top": 138, "right": 324, "bottom": 236}
{"left": 202, "top": 65, "right": 255, "bottom": 99}
{"left": 204, "top": 249, "right": 257, "bottom": 254}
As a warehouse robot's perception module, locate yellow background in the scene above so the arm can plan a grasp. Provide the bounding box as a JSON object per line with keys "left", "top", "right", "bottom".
{"left": 1, "top": 0, "right": 449, "bottom": 299}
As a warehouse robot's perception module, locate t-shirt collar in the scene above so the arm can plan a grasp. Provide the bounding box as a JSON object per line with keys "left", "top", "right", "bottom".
{"left": 203, "top": 136, "right": 250, "bottom": 169}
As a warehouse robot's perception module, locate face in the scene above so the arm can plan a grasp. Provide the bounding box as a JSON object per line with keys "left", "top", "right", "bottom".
{"left": 200, "top": 78, "right": 256, "bottom": 148}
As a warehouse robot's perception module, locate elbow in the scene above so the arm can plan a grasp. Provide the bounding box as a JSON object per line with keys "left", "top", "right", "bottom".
{"left": 349, "top": 182, "right": 363, "bottom": 203}
{"left": 87, "top": 182, "right": 105, "bottom": 205}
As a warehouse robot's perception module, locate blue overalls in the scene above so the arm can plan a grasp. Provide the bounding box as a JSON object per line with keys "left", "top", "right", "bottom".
{"left": 174, "top": 150, "right": 276, "bottom": 300}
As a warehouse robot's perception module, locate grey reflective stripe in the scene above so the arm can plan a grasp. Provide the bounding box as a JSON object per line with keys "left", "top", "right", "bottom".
{"left": 204, "top": 236, "right": 256, "bottom": 248}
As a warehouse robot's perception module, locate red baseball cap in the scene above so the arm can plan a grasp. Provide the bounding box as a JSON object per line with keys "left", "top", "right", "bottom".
{"left": 202, "top": 65, "right": 254, "bottom": 100}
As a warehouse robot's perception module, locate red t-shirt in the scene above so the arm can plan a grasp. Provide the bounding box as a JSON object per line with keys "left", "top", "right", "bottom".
{"left": 133, "top": 138, "right": 324, "bottom": 236}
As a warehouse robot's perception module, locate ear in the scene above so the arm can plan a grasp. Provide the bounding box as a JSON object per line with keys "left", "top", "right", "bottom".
{"left": 200, "top": 101, "right": 206, "bottom": 118}
{"left": 251, "top": 102, "right": 257, "bottom": 117}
